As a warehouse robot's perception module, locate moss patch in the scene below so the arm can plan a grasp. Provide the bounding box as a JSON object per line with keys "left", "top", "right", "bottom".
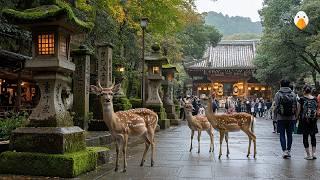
{"left": 0, "top": 147, "right": 108, "bottom": 178}
{"left": 2, "top": 0, "right": 94, "bottom": 32}
{"left": 129, "top": 98, "right": 142, "bottom": 108}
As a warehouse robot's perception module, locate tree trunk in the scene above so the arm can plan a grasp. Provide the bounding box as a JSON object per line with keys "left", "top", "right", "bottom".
{"left": 312, "top": 69, "right": 320, "bottom": 93}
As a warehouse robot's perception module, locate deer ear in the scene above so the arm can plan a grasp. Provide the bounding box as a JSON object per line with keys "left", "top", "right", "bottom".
{"left": 90, "top": 85, "right": 102, "bottom": 95}
{"left": 112, "top": 83, "right": 121, "bottom": 93}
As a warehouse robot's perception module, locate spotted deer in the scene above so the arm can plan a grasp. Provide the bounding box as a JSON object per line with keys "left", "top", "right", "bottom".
{"left": 206, "top": 95, "right": 256, "bottom": 159}
{"left": 90, "top": 82, "right": 158, "bottom": 172}
{"left": 184, "top": 102, "right": 214, "bottom": 153}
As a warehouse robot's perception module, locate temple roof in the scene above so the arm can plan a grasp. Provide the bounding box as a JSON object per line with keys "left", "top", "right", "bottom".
{"left": 0, "top": 49, "right": 31, "bottom": 69}
{"left": 186, "top": 40, "right": 258, "bottom": 70}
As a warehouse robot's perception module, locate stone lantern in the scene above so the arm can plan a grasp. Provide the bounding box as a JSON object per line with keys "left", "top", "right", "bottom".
{"left": 162, "top": 64, "right": 180, "bottom": 125}
{"left": 145, "top": 44, "right": 170, "bottom": 129}
{"left": 0, "top": 2, "right": 106, "bottom": 177}
{"left": 145, "top": 44, "right": 167, "bottom": 105}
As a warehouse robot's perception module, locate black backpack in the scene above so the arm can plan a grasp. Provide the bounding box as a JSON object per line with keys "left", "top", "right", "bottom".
{"left": 302, "top": 98, "right": 317, "bottom": 120}
{"left": 277, "top": 92, "right": 297, "bottom": 116}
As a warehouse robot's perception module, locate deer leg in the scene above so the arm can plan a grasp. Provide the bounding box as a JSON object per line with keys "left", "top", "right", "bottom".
{"left": 190, "top": 130, "right": 194, "bottom": 152}
{"left": 140, "top": 134, "right": 151, "bottom": 167}
{"left": 197, "top": 131, "right": 201, "bottom": 153}
{"left": 122, "top": 134, "right": 128, "bottom": 172}
{"left": 248, "top": 131, "right": 257, "bottom": 158}
{"left": 241, "top": 128, "right": 253, "bottom": 158}
{"left": 207, "top": 128, "right": 214, "bottom": 152}
{"left": 219, "top": 131, "right": 225, "bottom": 159}
{"left": 115, "top": 140, "right": 120, "bottom": 172}
{"left": 149, "top": 130, "right": 155, "bottom": 167}
{"left": 225, "top": 132, "right": 230, "bottom": 157}
{"left": 247, "top": 137, "right": 252, "bottom": 158}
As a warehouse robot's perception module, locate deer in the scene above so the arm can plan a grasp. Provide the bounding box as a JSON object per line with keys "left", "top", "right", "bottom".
{"left": 90, "top": 82, "right": 158, "bottom": 172}
{"left": 184, "top": 102, "right": 214, "bottom": 153}
{"left": 205, "top": 93, "right": 256, "bottom": 159}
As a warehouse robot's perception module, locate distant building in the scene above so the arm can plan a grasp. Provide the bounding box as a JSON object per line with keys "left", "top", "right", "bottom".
{"left": 184, "top": 40, "right": 271, "bottom": 100}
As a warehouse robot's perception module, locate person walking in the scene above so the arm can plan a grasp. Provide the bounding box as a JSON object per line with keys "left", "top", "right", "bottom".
{"left": 274, "top": 79, "right": 298, "bottom": 159}
{"left": 258, "top": 99, "right": 263, "bottom": 117}
{"left": 297, "top": 85, "right": 318, "bottom": 160}
{"left": 179, "top": 96, "right": 185, "bottom": 120}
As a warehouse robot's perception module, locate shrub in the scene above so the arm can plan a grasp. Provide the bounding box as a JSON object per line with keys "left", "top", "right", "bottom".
{"left": 129, "top": 98, "right": 142, "bottom": 108}
{"left": 0, "top": 112, "right": 28, "bottom": 141}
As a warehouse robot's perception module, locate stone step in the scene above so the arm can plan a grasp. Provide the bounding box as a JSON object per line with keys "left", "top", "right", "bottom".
{"left": 0, "top": 140, "right": 9, "bottom": 153}
{"left": 88, "top": 119, "right": 108, "bottom": 131}
{"left": 85, "top": 131, "right": 113, "bottom": 147}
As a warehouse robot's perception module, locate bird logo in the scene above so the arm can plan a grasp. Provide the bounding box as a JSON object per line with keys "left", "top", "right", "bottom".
{"left": 294, "top": 11, "right": 309, "bottom": 30}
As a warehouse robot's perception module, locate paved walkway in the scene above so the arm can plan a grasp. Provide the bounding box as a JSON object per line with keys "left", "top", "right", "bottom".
{"left": 78, "top": 118, "right": 320, "bottom": 180}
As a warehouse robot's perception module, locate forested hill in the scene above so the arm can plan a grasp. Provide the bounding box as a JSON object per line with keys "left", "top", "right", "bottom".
{"left": 204, "top": 11, "right": 262, "bottom": 37}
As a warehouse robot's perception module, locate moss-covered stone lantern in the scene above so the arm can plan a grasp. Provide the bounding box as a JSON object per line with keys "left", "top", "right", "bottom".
{"left": 145, "top": 44, "right": 170, "bottom": 129}
{"left": 162, "top": 64, "right": 180, "bottom": 125}
{"left": 0, "top": 1, "right": 107, "bottom": 178}
{"left": 145, "top": 44, "right": 168, "bottom": 105}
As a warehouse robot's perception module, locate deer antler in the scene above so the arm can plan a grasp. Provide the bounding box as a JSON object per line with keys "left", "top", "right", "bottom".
{"left": 97, "top": 80, "right": 103, "bottom": 90}
{"left": 108, "top": 79, "right": 115, "bottom": 89}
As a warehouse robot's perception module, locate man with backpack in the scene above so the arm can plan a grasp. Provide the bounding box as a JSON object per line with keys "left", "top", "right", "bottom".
{"left": 274, "top": 79, "right": 298, "bottom": 159}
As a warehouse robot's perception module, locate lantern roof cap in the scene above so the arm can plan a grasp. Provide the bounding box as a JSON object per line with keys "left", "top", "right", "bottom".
{"left": 145, "top": 44, "right": 168, "bottom": 64}
{"left": 2, "top": 1, "right": 94, "bottom": 33}
{"left": 162, "top": 64, "right": 178, "bottom": 72}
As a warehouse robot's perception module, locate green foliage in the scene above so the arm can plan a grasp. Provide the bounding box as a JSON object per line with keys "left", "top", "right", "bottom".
{"left": 113, "top": 96, "right": 132, "bottom": 111}
{"left": 223, "top": 33, "right": 261, "bottom": 40}
{"left": 129, "top": 98, "right": 142, "bottom": 108}
{"left": 0, "top": 147, "right": 107, "bottom": 177}
{"left": 178, "top": 23, "right": 222, "bottom": 59}
{"left": 0, "top": 113, "right": 28, "bottom": 141}
{"left": 204, "top": 11, "right": 262, "bottom": 36}
{"left": 2, "top": 0, "right": 94, "bottom": 32}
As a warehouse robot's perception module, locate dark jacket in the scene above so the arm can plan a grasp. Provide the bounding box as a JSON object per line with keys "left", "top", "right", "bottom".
{"left": 273, "top": 87, "right": 298, "bottom": 121}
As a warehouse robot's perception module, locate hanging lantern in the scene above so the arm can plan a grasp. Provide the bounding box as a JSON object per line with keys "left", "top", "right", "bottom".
{"left": 233, "top": 85, "right": 239, "bottom": 95}
{"left": 198, "top": 87, "right": 202, "bottom": 91}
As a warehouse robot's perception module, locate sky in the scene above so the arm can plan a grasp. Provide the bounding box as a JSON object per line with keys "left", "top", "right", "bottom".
{"left": 195, "top": 0, "right": 264, "bottom": 22}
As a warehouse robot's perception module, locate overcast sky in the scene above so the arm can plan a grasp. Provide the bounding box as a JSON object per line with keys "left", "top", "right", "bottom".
{"left": 195, "top": 0, "right": 264, "bottom": 22}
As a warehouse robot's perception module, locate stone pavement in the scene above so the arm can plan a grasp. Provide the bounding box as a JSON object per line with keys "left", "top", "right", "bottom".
{"left": 78, "top": 118, "right": 320, "bottom": 180}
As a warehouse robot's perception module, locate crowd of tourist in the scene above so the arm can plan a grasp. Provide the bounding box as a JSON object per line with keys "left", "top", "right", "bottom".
{"left": 178, "top": 79, "right": 320, "bottom": 161}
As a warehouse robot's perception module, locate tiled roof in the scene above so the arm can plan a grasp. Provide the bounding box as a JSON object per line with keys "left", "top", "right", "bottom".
{"left": 188, "top": 40, "right": 258, "bottom": 69}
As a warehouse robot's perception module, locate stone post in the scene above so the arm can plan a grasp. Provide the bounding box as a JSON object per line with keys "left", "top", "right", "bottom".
{"left": 162, "top": 66, "right": 180, "bottom": 125}
{"left": 71, "top": 46, "right": 91, "bottom": 130}
{"left": 97, "top": 43, "right": 113, "bottom": 87}
{"left": 88, "top": 43, "right": 114, "bottom": 131}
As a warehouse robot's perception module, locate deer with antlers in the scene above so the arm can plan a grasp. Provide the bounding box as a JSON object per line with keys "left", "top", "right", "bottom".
{"left": 205, "top": 93, "right": 256, "bottom": 159}
{"left": 90, "top": 82, "right": 158, "bottom": 172}
{"left": 184, "top": 102, "right": 214, "bottom": 153}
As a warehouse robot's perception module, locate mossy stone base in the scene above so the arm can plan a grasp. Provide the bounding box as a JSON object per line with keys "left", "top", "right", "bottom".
{"left": 158, "top": 119, "right": 171, "bottom": 129}
{"left": 10, "top": 126, "right": 85, "bottom": 154}
{"left": 146, "top": 104, "right": 169, "bottom": 129}
{"left": 0, "top": 147, "right": 108, "bottom": 178}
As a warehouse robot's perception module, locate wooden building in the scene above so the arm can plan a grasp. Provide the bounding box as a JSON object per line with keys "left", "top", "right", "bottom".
{"left": 0, "top": 49, "right": 38, "bottom": 113}
{"left": 185, "top": 40, "right": 271, "bottom": 100}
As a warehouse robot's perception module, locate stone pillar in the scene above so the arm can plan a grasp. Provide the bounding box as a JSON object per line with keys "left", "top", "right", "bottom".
{"left": 97, "top": 43, "right": 113, "bottom": 87}
{"left": 88, "top": 43, "right": 113, "bottom": 131}
{"left": 71, "top": 46, "right": 91, "bottom": 130}
{"left": 162, "top": 81, "right": 180, "bottom": 125}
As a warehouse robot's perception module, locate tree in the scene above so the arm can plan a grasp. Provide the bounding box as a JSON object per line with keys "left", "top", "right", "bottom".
{"left": 254, "top": 0, "right": 320, "bottom": 88}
